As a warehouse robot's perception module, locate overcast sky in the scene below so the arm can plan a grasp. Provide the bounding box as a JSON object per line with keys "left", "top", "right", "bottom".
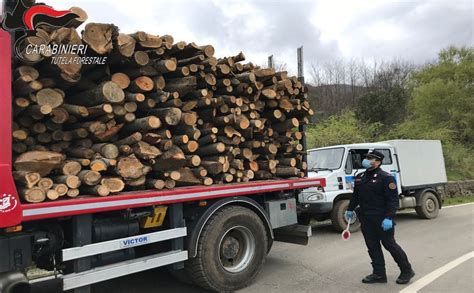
{"left": 4, "top": 0, "right": 473, "bottom": 76}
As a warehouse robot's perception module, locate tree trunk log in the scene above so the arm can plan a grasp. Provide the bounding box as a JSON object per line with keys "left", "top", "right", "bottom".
{"left": 70, "top": 81, "right": 125, "bottom": 106}
{"left": 152, "top": 146, "right": 186, "bottom": 171}
{"left": 78, "top": 170, "right": 102, "bottom": 186}
{"left": 82, "top": 23, "right": 117, "bottom": 54}
{"left": 101, "top": 177, "right": 125, "bottom": 192}
{"left": 13, "top": 171, "right": 41, "bottom": 188}
{"left": 14, "top": 151, "right": 65, "bottom": 176}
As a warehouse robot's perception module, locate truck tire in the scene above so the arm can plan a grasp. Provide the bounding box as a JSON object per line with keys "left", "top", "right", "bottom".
{"left": 331, "top": 199, "right": 361, "bottom": 232}
{"left": 186, "top": 205, "right": 267, "bottom": 292}
{"left": 415, "top": 191, "right": 439, "bottom": 219}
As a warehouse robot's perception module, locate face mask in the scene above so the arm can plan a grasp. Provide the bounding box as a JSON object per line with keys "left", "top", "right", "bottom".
{"left": 362, "top": 158, "right": 373, "bottom": 169}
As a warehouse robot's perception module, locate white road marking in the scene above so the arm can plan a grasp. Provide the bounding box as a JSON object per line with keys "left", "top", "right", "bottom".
{"left": 399, "top": 251, "right": 474, "bottom": 293}
{"left": 442, "top": 202, "right": 474, "bottom": 209}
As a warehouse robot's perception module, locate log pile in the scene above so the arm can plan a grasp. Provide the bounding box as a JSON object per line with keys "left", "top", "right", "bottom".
{"left": 11, "top": 8, "right": 313, "bottom": 202}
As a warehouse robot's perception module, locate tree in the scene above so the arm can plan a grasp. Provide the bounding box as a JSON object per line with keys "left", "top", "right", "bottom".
{"left": 381, "top": 46, "right": 474, "bottom": 179}
{"left": 355, "top": 85, "right": 409, "bottom": 126}
{"left": 355, "top": 59, "right": 414, "bottom": 126}
{"left": 409, "top": 46, "right": 474, "bottom": 143}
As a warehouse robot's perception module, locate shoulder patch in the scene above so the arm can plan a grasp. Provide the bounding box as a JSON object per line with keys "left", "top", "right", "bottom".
{"left": 389, "top": 182, "right": 397, "bottom": 190}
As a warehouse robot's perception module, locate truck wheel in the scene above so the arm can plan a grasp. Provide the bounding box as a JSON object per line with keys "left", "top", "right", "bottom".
{"left": 186, "top": 205, "right": 267, "bottom": 292}
{"left": 415, "top": 191, "right": 439, "bottom": 219}
{"left": 331, "top": 199, "right": 361, "bottom": 232}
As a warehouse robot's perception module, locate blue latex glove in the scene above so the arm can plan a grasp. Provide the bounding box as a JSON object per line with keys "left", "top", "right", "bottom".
{"left": 345, "top": 210, "right": 354, "bottom": 222}
{"left": 381, "top": 218, "right": 393, "bottom": 231}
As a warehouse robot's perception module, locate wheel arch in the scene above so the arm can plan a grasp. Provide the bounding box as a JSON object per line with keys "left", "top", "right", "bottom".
{"left": 414, "top": 188, "right": 443, "bottom": 209}
{"left": 333, "top": 192, "right": 353, "bottom": 204}
{"left": 185, "top": 196, "right": 273, "bottom": 259}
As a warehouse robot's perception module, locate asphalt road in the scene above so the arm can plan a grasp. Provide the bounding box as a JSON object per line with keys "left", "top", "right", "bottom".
{"left": 92, "top": 203, "right": 474, "bottom": 293}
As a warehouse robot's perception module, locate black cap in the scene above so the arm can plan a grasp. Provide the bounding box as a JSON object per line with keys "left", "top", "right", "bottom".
{"left": 366, "top": 150, "right": 384, "bottom": 161}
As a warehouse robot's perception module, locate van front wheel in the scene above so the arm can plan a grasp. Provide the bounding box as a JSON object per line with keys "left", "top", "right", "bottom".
{"left": 331, "top": 199, "right": 361, "bottom": 232}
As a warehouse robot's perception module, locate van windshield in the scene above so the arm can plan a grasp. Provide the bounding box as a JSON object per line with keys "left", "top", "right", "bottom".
{"left": 308, "top": 147, "right": 345, "bottom": 170}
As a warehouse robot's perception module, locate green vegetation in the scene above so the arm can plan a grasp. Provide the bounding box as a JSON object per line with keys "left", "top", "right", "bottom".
{"left": 307, "top": 111, "right": 382, "bottom": 148}
{"left": 443, "top": 196, "right": 474, "bottom": 206}
{"left": 307, "top": 46, "right": 474, "bottom": 180}
{"left": 356, "top": 86, "right": 409, "bottom": 126}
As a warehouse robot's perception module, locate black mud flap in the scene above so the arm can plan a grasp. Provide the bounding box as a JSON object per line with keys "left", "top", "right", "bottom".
{"left": 273, "top": 224, "right": 312, "bottom": 245}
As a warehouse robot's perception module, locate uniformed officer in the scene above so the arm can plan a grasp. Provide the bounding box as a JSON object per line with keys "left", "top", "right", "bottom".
{"left": 345, "top": 150, "right": 415, "bottom": 284}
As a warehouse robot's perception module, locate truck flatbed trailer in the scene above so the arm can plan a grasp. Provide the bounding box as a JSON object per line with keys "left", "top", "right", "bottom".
{"left": 0, "top": 29, "right": 325, "bottom": 293}
{"left": 4, "top": 178, "right": 325, "bottom": 225}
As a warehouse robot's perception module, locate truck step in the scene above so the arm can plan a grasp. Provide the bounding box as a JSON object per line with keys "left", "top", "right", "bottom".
{"left": 63, "top": 250, "right": 188, "bottom": 290}
{"left": 62, "top": 227, "right": 187, "bottom": 261}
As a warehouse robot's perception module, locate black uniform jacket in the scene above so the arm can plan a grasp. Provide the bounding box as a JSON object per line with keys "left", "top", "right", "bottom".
{"left": 348, "top": 166, "right": 399, "bottom": 218}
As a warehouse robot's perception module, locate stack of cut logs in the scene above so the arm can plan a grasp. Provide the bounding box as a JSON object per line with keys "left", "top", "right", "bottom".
{"left": 11, "top": 7, "right": 313, "bottom": 203}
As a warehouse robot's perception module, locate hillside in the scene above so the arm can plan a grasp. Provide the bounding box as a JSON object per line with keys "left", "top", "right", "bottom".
{"left": 306, "top": 84, "right": 367, "bottom": 122}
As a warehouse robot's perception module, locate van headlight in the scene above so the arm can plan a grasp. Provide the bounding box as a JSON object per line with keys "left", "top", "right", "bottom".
{"left": 307, "top": 192, "right": 325, "bottom": 201}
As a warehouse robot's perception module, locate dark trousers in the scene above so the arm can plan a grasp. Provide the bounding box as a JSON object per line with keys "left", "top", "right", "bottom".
{"left": 360, "top": 215, "right": 412, "bottom": 276}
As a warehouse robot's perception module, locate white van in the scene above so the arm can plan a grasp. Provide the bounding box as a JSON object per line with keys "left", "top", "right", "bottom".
{"left": 298, "top": 139, "right": 448, "bottom": 231}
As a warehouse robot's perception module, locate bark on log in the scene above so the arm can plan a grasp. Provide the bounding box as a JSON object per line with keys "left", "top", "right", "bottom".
{"left": 146, "top": 179, "right": 166, "bottom": 190}
{"left": 116, "top": 155, "right": 151, "bottom": 180}
{"left": 148, "top": 107, "right": 182, "bottom": 126}
{"left": 46, "top": 189, "right": 60, "bottom": 200}
{"left": 67, "top": 147, "right": 95, "bottom": 159}
{"left": 275, "top": 167, "right": 298, "bottom": 177}
{"left": 129, "top": 76, "right": 154, "bottom": 92}
{"left": 125, "top": 176, "right": 146, "bottom": 186}
{"left": 59, "top": 161, "right": 82, "bottom": 176}
{"left": 53, "top": 183, "right": 68, "bottom": 196}
{"left": 92, "top": 143, "right": 120, "bottom": 159}
{"left": 200, "top": 161, "right": 224, "bottom": 175}
{"left": 101, "top": 177, "right": 125, "bottom": 193}
{"left": 152, "top": 146, "right": 186, "bottom": 171}
{"left": 131, "top": 31, "right": 163, "bottom": 49}
{"left": 82, "top": 23, "right": 118, "bottom": 54}
{"left": 13, "top": 171, "right": 41, "bottom": 188}
{"left": 121, "top": 116, "right": 161, "bottom": 132}
{"left": 20, "top": 187, "right": 46, "bottom": 203}
{"left": 164, "top": 179, "right": 176, "bottom": 189}
{"left": 174, "top": 168, "right": 202, "bottom": 186}
{"left": 196, "top": 143, "right": 225, "bottom": 156}
{"left": 134, "top": 141, "right": 162, "bottom": 160}
{"left": 14, "top": 151, "right": 65, "bottom": 176}
{"left": 111, "top": 72, "right": 131, "bottom": 89}
{"left": 78, "top": 170, "right": 102, "bottom": 186}
{"left": 37, "top": 178, "right": 54, "bottom": 190}
{"left": 53, "top": 175, "right": 81, "bottom": 189}
{"left": 186, "top": 155, "right": 201, "bottom": 167}
{"left": 115, "top": 33, "right": 136, "bottom": 58}
{"left": 82, "top": 185, "right": 110, "bottom": 196}
{"left": 67, "top": 188, "right": 80, "bottom": 197}
{"left": 36, "top": 88, "right": 64, "bottom": 109}
{"left": 70, "top": 81, "right": 125, "bottom": 106}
